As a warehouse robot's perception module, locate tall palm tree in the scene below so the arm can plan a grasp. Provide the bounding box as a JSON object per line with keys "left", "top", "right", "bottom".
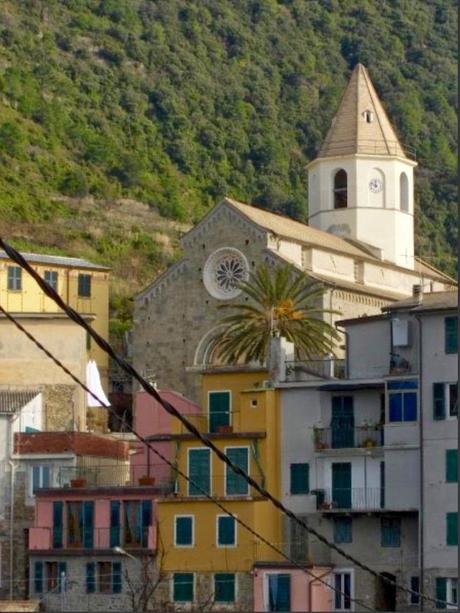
{"left": 213, "top": 263, "right": 340, "bottom": 365}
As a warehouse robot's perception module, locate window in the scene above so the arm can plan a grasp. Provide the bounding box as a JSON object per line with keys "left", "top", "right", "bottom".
{"left": 446, "top": 513, "right": 457, "bottom": 546}
{"left": 67, "top": 501, "right": 94, "bottom": 548}
{"left": 34, "top": 561, "right": 43, "bottom": 593}
{"left": 447, "top": 579, "right": 458, "bottom": 610}
{"left": 290, "top": 463, "right": 310, "bottom": 494}
{"left": 436, "top": 578, "right": 458, "bottom": 610}
{"left": 34, "top": 561, "right": 66, "bottom": 594}
{"left": 363, "top": 110, "right": 374, "bottom": 123}
{"left": 445, "top": 317, "right": 458, "bottom": 354}
{"left": 268, "top": 574, "right": 291, "bottom": 612}
{"left": 52, "top": 501, "right": 63, "bottom": 549}
{"left": 400, "top": 173, "right": 409, "bottom": 212}
{"left": 44, "top": 270, "right": 58, "bottom": 291}
{"left": 381, "top": 517, "right": 401, "bottom": 547}
{"left": 188, "top": 448, "right": 211, "bottom": 496}
{"left": 110, "top": 501, "right": 120, "bottom": 547}
{"left": 175, "top": 516, "right": 194, "bottom": 547}
{"left": 434, "top": 383, "right": 458, "bottom": 420}
{"left": 410, "top": 576, "right": 419, "bottom": 605}
{"left": 31, "top": 465, "right": 50, "bottom": 496}
{"left": 214, "top": 573, "right": 235, "bottom": 603}
{"left": 333, "top": 571, "right": 352, "bottom": 611}
{"left": 124, "top": 500, "right": 152, "bottom": 547}
{"left": 388, "top": 380, "right": 417, "bottom": 422}
{"left": 333, "top": 170, "right": 348, "bottom": 209}
{"left": 7, "top": 266, "right": 22, "bottom": 291}
{"left": 173, "top": 573, "right": 194, "bottom": 602}
{"left": 334, "top": 517, "right": 352, "bottom": 544}
{"left": 78, "top": 273, "right": 91, "bottom": 297}
{"left": 86, "top": 562, "right": 122, "bottom": 594}
{"left": 225, "top": 447, "right": 249, "bottom": 496}
{"left": 217, "top": 515, "right": 236, "bottom": 547}
{"left": 446, "top": 450, "right": 458, "bottom": 483}
{"left": 209, "top": 391, "right": 231, "bottom": 433}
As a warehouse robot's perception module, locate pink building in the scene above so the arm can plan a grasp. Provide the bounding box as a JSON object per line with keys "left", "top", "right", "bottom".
{"left": 130, "top": 390, "right": 200, "bottom": 486}
{"left": 253, "top": 563, "right": 333, "bottom": 612}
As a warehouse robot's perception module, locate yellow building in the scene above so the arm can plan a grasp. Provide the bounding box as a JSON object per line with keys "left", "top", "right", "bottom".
{"left": 0, "top": 251, "right": 110, "bottom": 430}
{"left": 156, "top": 368, "right": 286, "bottom": 609}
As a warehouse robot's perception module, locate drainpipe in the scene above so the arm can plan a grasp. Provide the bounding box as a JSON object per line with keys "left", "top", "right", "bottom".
{"left": 415, "top": 314, "right": 424, "bottom": 611}
{"left": 8, "top": 414, "right": 16, "bottom": 599}
{"left": 308, "top": 568, "right": 332, "bottom": 612}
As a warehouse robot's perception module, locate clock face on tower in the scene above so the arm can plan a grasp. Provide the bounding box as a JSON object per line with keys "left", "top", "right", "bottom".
{"left": 369, "top": 178, "right": 383, "bottom": 193}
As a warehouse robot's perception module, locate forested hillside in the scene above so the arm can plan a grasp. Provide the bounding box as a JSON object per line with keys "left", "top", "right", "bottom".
{"left": 0, "top": 0, "right": 456, "bottom": 331}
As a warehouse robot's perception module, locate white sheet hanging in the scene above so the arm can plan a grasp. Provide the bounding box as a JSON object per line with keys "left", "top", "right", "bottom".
{"left": 86, "top": 360, "right": 110, "bottom": 407}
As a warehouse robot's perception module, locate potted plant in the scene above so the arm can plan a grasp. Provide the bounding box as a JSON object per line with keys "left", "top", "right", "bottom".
{"left": 138, "top": 475, "right": 156, "bottom": 486}
{"left": 217, "top": 424, "right": 233, "bottom": 434}
{"left": 70, "top": 478, "right": 86, "bottom": 488}
{"left": 361, "top": 438, "right": 377, "bottom": 448}
{"left": 313, "top": 423, "right": 326, "bottom": 449}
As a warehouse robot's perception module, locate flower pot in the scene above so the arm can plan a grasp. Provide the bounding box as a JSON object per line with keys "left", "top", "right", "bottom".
{"left": 138, "top": 476, "right": 156, "bottom": 486}
{"left": 70, "top": 478, "right": 86, "bottom": 488}
{"left": 217, "top": 425, "right": 233, "bottom": 434}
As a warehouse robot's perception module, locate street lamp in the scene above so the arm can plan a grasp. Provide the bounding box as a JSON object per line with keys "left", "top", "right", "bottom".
{"left": 112, "top": 546, "right": 138, "bottom": 562}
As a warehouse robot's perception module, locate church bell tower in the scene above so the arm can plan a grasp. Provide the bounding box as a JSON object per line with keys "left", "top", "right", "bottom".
{"left": 307, "top": 64, "right": 417, "bottom": 269}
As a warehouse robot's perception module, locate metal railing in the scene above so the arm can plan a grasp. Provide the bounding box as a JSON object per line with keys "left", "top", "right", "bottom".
{"left": 174, "top": 411, "right": 243, "bottom": 435}
{"left": 284, "top": 359, "right": 346, "bottom": 382}
{"left": 313, "top": 426, "right": 384, "bottom": 450}
{"left": 29, "top": 525, "right": 156, "bottom": 551}
{"left": 57, "top": 464, "right": 175, "bottom": 491}
{"left": 312, "top": 487, "right": 384, "bottom": 511}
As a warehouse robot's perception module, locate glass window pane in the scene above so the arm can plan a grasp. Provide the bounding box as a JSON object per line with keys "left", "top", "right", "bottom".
{"left": 290, "top": 463, "right": 310, "bottom": 494}
{"left": 176, "top": 517, "right": 193, "bottom": 546}
{"left": 173, "top": 573, "right": 193, "bottom": 602}
{"left": 403, "top": 392, "right": 417, "bottom": 421}
{"left": 389, "top": 394, "right": 402, "bottom": 422}
{"left": 217, "top": 516, "right": 235, "bottom": 546}
{"left": 215, "top": 573, "right": 235, "bottom": 602}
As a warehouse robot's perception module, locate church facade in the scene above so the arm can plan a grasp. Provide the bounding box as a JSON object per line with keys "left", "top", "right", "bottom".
{"left": 133, "top": 64, "right": 454, "bottom": 400}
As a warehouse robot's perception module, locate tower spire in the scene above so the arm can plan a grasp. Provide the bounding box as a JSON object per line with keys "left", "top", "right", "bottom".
{"left": 319, "top": 64, "right": 406, "bottom": 159}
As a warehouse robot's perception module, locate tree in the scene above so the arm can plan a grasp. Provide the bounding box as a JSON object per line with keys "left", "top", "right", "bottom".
{"left": 213, "top": 263, "right": 340, "bottom": 365}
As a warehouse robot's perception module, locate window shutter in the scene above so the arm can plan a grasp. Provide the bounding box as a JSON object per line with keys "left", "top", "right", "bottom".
{"left": 269, "top": 574, "right": 291, "bottom": 612}
{"left": 86, "top": 563, "right": 96, "bottom": 594}
{"left": 445, "top": 317, "right": 458, "bottom": 354}
{"left": 173, "top": 573, "right": 194, "bottom": 602}
{"left": 215, "top": 573, "right": 235, "bottom": 602}
{"left": 58, "top": 562, "right": 67, "bottom": 592}
{"left": 334, "top": 517, "right": 352, "bottom": 543}
{"left": 433, "top": 383, "right": 446, "bottom": 420}
{"left": 218, "top": 516, "right": 235, "bottom": 546}
{"left": 141, "top": 500, "right": 152, "bottom": 547}
{"left": 446, "top": 450, "right": 458, "bottom": 483}
{"left": 436, "top": 577, "right": 447, "bottom": 609}
{"left": 176, "top": 517, "right": 193, "bottom": 546}
{"left": 446, "top": 513, "right": 458, "bottom": 546}
{"left": 209, "top": 392, "right": 231, "bottom": 433}
{"left": 226, "top": 448, "right": 249, "bottom": 495}
{"left": 42, "top": 466, "right": 50, "bottom": 488}
{"left": 112, "top": 562, "right": 122, "bottom": 594}
{"left": 110, "top": 501, "right": 120, "bottom": 547}
{"left": 52, "top": 501, "right": 63, "bottom": 548}
{"left": 188, "top": 449, "right": 210, "bottom": 496}
{"left": 410, "top": 576, "right": 420, "bottom": 605}
{"left": 290, "top": 463, "right": 309, "bottom": 494}
{"left": 381, "top": 518, "right": 400, "bottom": 547}
{"left": 83, "top": 501, "right": 94, "bottom": 548}
{"left": 34, "top": 561, "right": 43, "bottom": 593}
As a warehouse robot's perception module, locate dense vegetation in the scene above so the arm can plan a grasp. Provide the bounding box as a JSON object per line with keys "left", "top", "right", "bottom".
{"left": 0, "top": 0, "right": 456, "bottom": 332}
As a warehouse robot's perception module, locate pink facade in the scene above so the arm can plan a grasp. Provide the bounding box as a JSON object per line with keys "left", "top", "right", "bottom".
{"left": 131, "top": 390, "right": 200, "bottom": 485}
{"left": 253, "top": 565, "right": 333, "bottom": 612}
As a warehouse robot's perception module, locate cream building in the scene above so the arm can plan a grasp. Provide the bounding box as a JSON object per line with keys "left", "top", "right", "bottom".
{"left": 133, "top": 64, "right": 455, "bottom": 402}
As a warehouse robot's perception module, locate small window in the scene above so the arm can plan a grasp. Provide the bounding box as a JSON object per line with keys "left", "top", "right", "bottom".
{"left": 31, "top": 465, "right": 50, "bottom": 496}
{"left": 7, "top": 266, "right": 22, "bottom": 291}
{"left": 86, "top": 562, "right": 121, "bottom": 594}
{"left": 45, "top": 562, "right": 58, "bottom": 592}
{"left": 400, "top": 172, "right": 409, "bottom": 212}
{"left": 98, "top": 561, "right": 112, "bottom": 593}
{"left": 334, "top": 517, "right": 352, "bottom": 544}
{"left": 449, "top": 384, "right": 458, "bottom": 417}
{"left": 333, "top": 170, "right": 348, "bottom": 209}
{"left": 436, "top": 578, "right": 459, "bottom": 610}
{"left": 173, "top": 573, "right": 194, "bottom": 602}
{"left": 410, "top": 576, "right": 420, "bottom": 605}
{"left": 44, "top": 270, "right": 58, "bottom": 291}
{"left": 446, "top": 513, "right": 458, "bottom": 546}
{"left": 334, "top": 572, "right": 352, "bottom": 610}
{"left": 363, "top": 110, "right": 374, "bottom": 123}
{"left": 381, "top": 517, "right": 401, "bottom": 547}
{"left": 445, "top": 317, "right": 458, "bottom": 354}
{"left": 214, "top": 573, "right": 235, "bottom": 603}
{"left": 217, "top": 515, "right": 236, "bottom": 547}
{"left": 446, "top": 450, "right": 458, "bottom": 483}
{"left": 290, "top": 463, "right": 309, "bottom": 495}
{"left": 175, "top": 516, "right": 193, "bottom": 547}
{"left": 78, "top": 273, "right": 91, "bottom": 298}
{"left": 209, "top": 391, "right": 231, "bottom": 433}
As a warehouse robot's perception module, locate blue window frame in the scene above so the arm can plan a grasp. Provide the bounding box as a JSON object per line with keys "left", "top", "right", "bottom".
{"left": 290, "top": 463, "right": 310, "bottom": 494}
{"left": 381, "top": 517, "right": 401, "bottom": 547}
{"left": 217, "top": 515, "right": 236, "bottom": 546}
{"left": 388, "top": 380, "right": 417, "bottom": 422}
{"left": 7, "top": 266, "right": 22, "bottom": 290}
{"left": 175, "top": 516, "right": 193, "bottom": 546}
{"left": 445, "top": 316, "right": 458, "bottom": 354}
{"left": 334, "top": 517, "right": 352, "bottom": 543}
{"left": 112, "top": 562, "right": 122, "bottom": 594}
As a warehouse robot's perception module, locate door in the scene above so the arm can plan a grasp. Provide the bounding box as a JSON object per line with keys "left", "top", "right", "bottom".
{"left": 332, "top": 462, "right": 352, "bottom": 509}
{"left": 268, "top": 574, "right": 291, "bottom": 612}
{"left": 331, "top": 397, "right": 354, "bottom": 448}
{"left": 209, "top": 392, "right": 230, "bottom": 433}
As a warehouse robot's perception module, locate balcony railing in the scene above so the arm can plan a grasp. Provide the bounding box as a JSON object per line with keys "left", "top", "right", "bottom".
{"left": 284, "top": 359, "right": 346, "bottom": 382}
{"left": 312, "top": 487, "right": 384, "bottom": 511}
{"left": 174, "top": 412, "right": 243, "bottom": 435}
{"left": 313, "top": 426, "right": 384, "bottom": 450}
{"left": 56, "top": 464, "right": 175, "bottom": 491}
{"left": 29, "top": 525, "right": 157, "bottom": 551}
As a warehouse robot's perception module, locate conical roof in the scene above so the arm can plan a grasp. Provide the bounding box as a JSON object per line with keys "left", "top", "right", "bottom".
{"left": 318, "top": 64, "right": 407, "bottom": 158}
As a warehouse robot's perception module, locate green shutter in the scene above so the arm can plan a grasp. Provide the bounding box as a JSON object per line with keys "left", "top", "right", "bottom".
{"left": 188, "top": 449, "right": 210, "bottom": 496}
{"left": 86, "top": 563, "right": 96, "bottom": 594}
{"left": 332, "top": 462, "right": 352, "bottom": 508}
{"left": 268, "top": 574, "right": 291, "bottom": 612}
{"left": 433, "top": 383, "right": 446, "bottom": 420}
{"left": 112, "top": 562, "right": 122, "bottom": 594}
{"left": 334, "top": 517, "right": 352, "bottom": 543}
{"left": 83, "top": 501, "right": 94, "bottom": 548}
{"left": 436, "top": 577, "right": 447, "bottom": 609}
{"left": 446, "top": 513, "right": 458, "bottom": 546}
{"left": 209, "top": 392, "right": 230, "bottom": 433}
{"left": 34, "top": 561, "right": 43, "bottom": 593}
{"left": 381, "top": 518, "right": 401, "bottom": 547}
{"left": 53, "top": 501, "right": 63, "bottom": 548}
{"left": 446, "top": 450, "right": 458, "bottom": 483}
{"left": 110, "top": 501, "right": 120, "bottom": 547}
{"left": 176, "top": 517, "right": 193, "bottom": 546}
{"left": 215, "top": 573, "right": 235, "bottom": 602}
{"left": 290, "top": 463, "right": 309, "bottom": 494}
{"left": 445, "top": 317, "right": 458, "bottom": 354}
{"left": 218, "top": 516, "right": 235, "bottom": 546}
{"left": 226, "top": 448, "right": 249, "bottom": 495}
{"left": 173, "top": 573, "right": 194, "bottom": 602}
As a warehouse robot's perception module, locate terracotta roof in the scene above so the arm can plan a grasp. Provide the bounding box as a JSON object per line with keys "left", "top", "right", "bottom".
{"left": 318, "top": 64, "right": 408, "bottom": 159}
{"left": 382, "top": 290, "right": 458, "bottom": 312}
{"left": 0, "top": 390, "right": 40, "bottom": 414}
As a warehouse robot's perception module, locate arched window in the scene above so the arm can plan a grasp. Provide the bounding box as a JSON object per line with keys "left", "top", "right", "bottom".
{"left": 400, "top": 172, "right": 409, "bottom": 212}
{"left": 334, "top": 170, "right": 348, "bottom": 209}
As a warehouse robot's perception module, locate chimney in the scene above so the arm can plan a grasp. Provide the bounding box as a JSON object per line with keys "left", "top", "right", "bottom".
{"left": 412, "top": 284, "right": 423, "bottom": 303}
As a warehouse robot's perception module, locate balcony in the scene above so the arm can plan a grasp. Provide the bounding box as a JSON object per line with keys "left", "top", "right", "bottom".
{"left": 284, "top": 359, "right": 346, "bottom": 382}
{"left": 312, "top": 487, "right": 384, "bottom": 512}
{"left": 56, "top": 464, "right": 175, "bottom": 491}
{"left": 313, "top": 426, "right": 384, "bottom": 451}
{"left": 174, "top": 411, "right": 262, "bottom": 437}
{"left": 29, "top": 525, "right": 157, "bottom": 552}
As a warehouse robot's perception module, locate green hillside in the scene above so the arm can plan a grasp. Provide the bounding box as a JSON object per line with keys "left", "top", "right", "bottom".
{"left": 0, "top": 0, "right": 457, "bottom": 331}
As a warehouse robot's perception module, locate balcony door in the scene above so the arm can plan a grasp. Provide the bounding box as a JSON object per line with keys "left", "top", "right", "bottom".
{"left": 332, "top": 462, "right": 352, "bottom": 509}
{"left": 209, "top": 391, "right": 231, "bottom": 433}
{"left": 331, "top": 396, "right": 354, "bottom": 448}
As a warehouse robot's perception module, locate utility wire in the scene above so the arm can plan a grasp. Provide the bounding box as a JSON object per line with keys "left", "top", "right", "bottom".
{"left": 0, "top": 305, "right": 373, "bottom": 612}
{"left": 0, "top": 238, "right": 449, "bottom": 609}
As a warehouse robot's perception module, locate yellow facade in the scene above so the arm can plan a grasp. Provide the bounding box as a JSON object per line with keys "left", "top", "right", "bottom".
{"left": 158, "top": 369, "right": 283, "bottom": 573}
{"left": 0, "top": 254, "right": 110, "bottom": 430}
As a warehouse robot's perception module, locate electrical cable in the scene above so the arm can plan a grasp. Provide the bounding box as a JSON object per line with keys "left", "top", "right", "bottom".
{"left": 0, "top": 238, "right": 451, "bottom": 608}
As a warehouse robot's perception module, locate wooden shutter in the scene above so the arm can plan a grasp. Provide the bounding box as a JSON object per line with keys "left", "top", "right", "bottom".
{"left": 52, "top": 501, "right": 63, "bottom": 548}
{"left": 112, "top": 562, "right": 122, "bottom": 594}
{"left": 173, "top": 573, "right": 194, "bottom": 602}
{"left": 436, "top": 577, "right": 447, "bottom": 609}
{"left": 83, "top": 501, "right": 94, "bottom": 548}
{"left": 110, "top": 501, "right": 120, "bottom": 547}
{"left": 34, "top": 561, "right": 43, "bottom": 593}
{"left": 218, "top": 516, "right": 235, "bottom": 546}
{"left": 446, "top": 513, "right": 458, "bottom": 546}
{"left": 215, "top": 573, "right": 235, "bottom": 602}
{"left": 446, "top": 450, "right": 458, "bottom": 483}
{"left": 226, "top": 447, "right": 249, "bottom": 495}
{"left": 176, "top": 517, "right": 193, "bottom": 545}
{"left": 433, "top": 383, "right": 446, "bottom": 420}
{"left": 290, "top": 463, "right": 309, "bottom": 494}
{"left": 86, "top": 563, "right": 96, "bottom": 594}
{"left": 445, "top": 317, "right": 458, "bottom": 354}
{"left": 188, "top": 449, "right": 210, "bottom": 496}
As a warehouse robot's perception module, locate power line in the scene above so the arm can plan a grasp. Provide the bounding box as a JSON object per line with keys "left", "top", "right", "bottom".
{"left": 0, "top": 306, "right": 372, "bottom": 611}
{"left": 0, "top": 238, "right": 451, "bottom": 609}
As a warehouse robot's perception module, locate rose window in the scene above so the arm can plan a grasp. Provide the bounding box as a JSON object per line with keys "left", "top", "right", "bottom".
{"left": 203, "top": 248, "right": 249, "bottom": 300}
